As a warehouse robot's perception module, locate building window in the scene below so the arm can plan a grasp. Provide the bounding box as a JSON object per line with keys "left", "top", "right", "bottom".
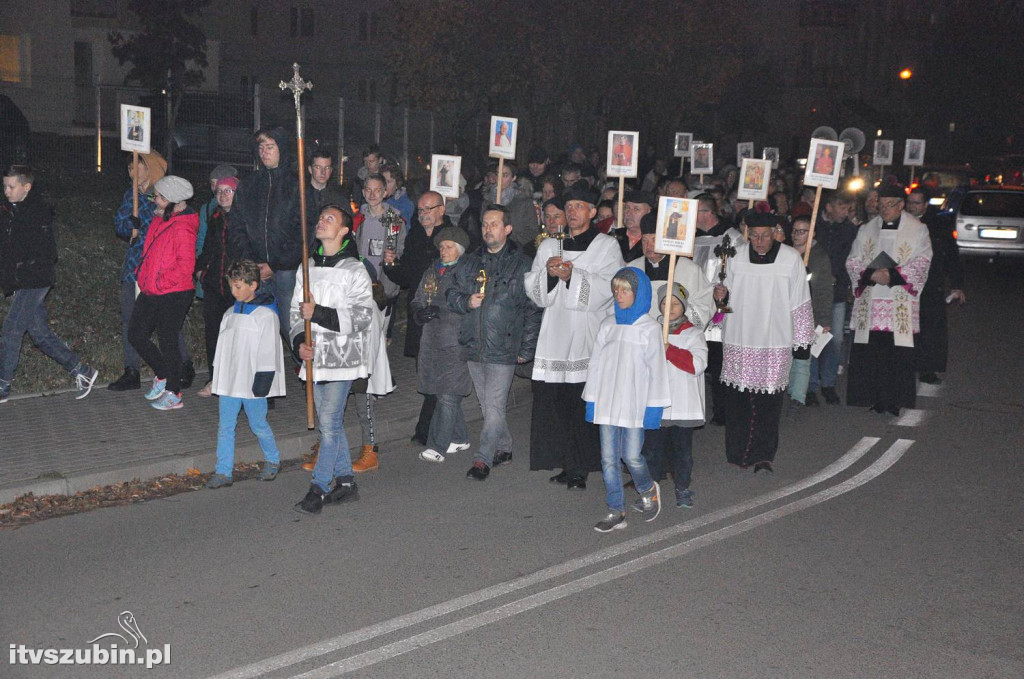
{"left": 0, "top": 35, "right": 28, "bottom": 84}
{"left": 301, "top": 8, "right": 314, "bottom": 36}
{"left": 250, "top": 7, "right": 258, "bottom": 36}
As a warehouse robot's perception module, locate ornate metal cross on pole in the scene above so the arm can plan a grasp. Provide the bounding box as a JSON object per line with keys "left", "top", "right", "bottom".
{"left": 280, "top": 63, "right": 316, "bottom": 429}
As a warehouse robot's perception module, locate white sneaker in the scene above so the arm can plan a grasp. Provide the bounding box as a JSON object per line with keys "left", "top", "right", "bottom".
{"left": 446, "top": 441, "right": 471, "bottom": 454}
{"left": 419, "top": 449, "right": 445, "bottom": 463}
{"left": 75, "top": 368, "right": 99, "bottom": 400}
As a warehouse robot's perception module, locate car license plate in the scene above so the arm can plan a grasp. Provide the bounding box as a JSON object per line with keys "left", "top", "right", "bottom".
{"left": 979, "top": 227, "right": 1018, "bottom": 240}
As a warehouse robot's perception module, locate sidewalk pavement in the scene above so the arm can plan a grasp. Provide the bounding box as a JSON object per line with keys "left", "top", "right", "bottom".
{"left": 0, "top": 343, "right": 532, "bottom": 505}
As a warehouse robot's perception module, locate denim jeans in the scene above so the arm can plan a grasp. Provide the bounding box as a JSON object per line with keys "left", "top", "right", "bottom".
{"left": 119, "top": 280, "right": 189, "bottom": 371}
{"left": 787, "top": 357, "right": 811, "bottom": 403}
{"left": 467, "top": 362, "right": 515, "bottom": 465}
{"left": 215, "top": 396, "right": 281, "bottom": 476}
{"left": 1, "top": 287, "right": 83, "bottom": 384}
{"left": 261, "top": 268, "right": 297, "bottom": 350}
{"left": 312, "top": 380, "right": 353, "bottom": 492}
{"left": 641, "top": 425, "right": 694, "bottom": 491}
{"left": 426, "top": 392, "right": 468, "bottom": 454}
{"left": 809, "top": 301, "right": 846, "bottom": 393}
{"left": 599, "top": 425, "right": 654, "bottom": 513}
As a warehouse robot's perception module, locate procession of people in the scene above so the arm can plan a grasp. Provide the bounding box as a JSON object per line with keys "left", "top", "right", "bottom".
{"left": 2, "top": 115, "right": 967, "bottom": 531}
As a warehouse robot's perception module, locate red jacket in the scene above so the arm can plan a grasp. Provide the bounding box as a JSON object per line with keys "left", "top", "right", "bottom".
{"left": 136, "top": 209, "right": 199, "bottom": 296}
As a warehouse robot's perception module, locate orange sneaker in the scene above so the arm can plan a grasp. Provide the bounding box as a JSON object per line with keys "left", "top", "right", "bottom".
{"left": 301, "top": 441, "right": 320, "bottom": 471}
{"left": 352, "top": 445, "right": 379, "bottom": 473}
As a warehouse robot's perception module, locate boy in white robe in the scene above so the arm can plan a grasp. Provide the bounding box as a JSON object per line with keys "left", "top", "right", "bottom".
{"left": 206, "top": 260, "right": 286, "bottom": 488}
{"left": 583, "top": 267, "right": 671, "bottom": 532}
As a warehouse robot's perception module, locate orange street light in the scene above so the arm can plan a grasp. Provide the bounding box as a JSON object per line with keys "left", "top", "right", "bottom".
{"left": 899, "top": 68, "right": 913, "bottom": 80}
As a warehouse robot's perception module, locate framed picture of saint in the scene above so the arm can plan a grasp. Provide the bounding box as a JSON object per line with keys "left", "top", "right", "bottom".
{"left": 874, "top": 139, "right": 893, "bottom": 166}
{"left": 737, "top": 158, "right": 772, "bottom": 201}
{"left": 489, "top": 115, "right": 517, "bottom": 160}
{"left": 673, "top": 132, "right": 693, "bottom": 158}
{"left": 762, "top": 146, "right": 780, "bottom": 169}
{"left": 120, "top": 104, "right": 151, "bottom": 154}
{"left": 606, "top": 130, "right": 639, "bottom": 178}
{"left": 690, "top": 142, "right": 714, "bottom": 175}
{"left": 736, "top": 141, "right": 754, "bottom": 167}
{"left": 654, "top": 196, "right": 698, "bottom": 257}
{"left": 430, "top": 154, "right": 461, "bottom": 199}
{"left": 804, "top": 138, "right": 844, "bottom": 190}
{"left": 903, "top": 139, "right": 926, "bottom": 166}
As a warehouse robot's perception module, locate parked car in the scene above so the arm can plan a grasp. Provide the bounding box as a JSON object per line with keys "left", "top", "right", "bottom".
{"left": 0, "top": 93, "right": 31, "bottom": 166}
{"left": 946, "top": 185, "right": 1024, "bottom": 259}
{"left": 913, "top": 165, "right": 976, "bottom": 206}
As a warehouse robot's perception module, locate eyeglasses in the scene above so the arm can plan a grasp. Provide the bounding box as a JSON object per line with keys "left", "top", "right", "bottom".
{"left": 215, "top": 188, "right": 235, "bottom": 195}
{"left": 417, "top": 204, "right": 442, "bottom": 214}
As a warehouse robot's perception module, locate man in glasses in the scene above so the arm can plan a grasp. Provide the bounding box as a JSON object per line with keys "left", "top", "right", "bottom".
{"left": 845, "top": 184, "right": 932, "bottom": 416}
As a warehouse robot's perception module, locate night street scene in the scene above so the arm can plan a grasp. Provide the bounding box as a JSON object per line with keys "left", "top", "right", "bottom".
{"left": 1, "top": 1, "right": 1023, "bottom": 677}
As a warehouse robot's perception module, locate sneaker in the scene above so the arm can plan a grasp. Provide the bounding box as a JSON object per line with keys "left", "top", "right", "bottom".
{"left": 352, "top": 445, "right": 379, "bottom": 473}
{"left": 325, "top": 478, "right": 359, "bottom": 504}
{"left": 205, "top": 473, "right": 233, "bottom": 489}
{"left": 258, "top": 462, "right": 279, "bottom": 481}
{"left": 0, "top": 386, "right": 10, "bottom": 404}
{"left": 821, "top": 387, "right": 841, "bottom": 405}
{"left": 151, "top": 391, "right": 183, "bottom": 410}
{"left": 446, "top": 441, "right": 471, "bottom": 454}
{"left": 675, "top": 487, "right": 695, "bottom": 508}
{"left": 638, "top": 480, "right": 662, "bottom": 522}
{"left": 466, "top": 461, "right": 490, "bottom": 480}
{"left": 144, "top": 377, "right": 167, "bottom": 401}
{"left": 107, "top": 367, "right": 141, "bottom": 391}
{"left": 594, "top": 512, "right": 627, "bottom": 533}
{"left": 197, "top": 381, "right": 213, "bottom": 398}
{"left": 74, "top": 367, "right": 99, "bottom": 400}
{"left": 294, "top": 485, "right": 326, "bottom": 514}
{"left": 419, "top": 449, "right": 445, "bottom": 463}
{"left": 180, "top": 360, "right": 196, "bottom": 389}
{"left": 491, "top": 450, "right": 513, "bottom": 467}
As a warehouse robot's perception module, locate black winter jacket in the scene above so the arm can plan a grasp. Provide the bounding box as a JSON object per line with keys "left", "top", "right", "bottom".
{"left": 446, "top": 240, "right": 542, "bottom": 364}
{"left": 195, "top": 208, "right": 236, "bottom": 298}
{"left": 0, "top": 191, "right": 57, "bottom": 296}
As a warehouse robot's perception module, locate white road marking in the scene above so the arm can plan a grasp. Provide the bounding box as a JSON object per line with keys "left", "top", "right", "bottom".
{"left": 894, "top": 409, "right": 928, "bottom": 426}
{"left": 294, "top": 439, "right": 914, "bottom": 678}
{"left": 917, "top": 382, "right": 942, "bottom": 398}
{"left": 212, "top": 437, "right": 879, "bottom": 679}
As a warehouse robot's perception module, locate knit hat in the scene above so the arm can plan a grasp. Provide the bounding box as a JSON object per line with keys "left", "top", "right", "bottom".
{"left": 154, "top": 175, "right": 194, "bottom": 203}
{"left": 658, "top": 282, "right": 688, "bottom": 312}
{"left": 433, "top": 225, "right": 470, "bottom": 251}
{"left": 139, "top": 151, "right": 167, "bottom": 185}
{"left": 215, "top": 176, "right": 238, "bottom": 191}
{"left": 210, "top": 164, "right": 238, "bottom": 181}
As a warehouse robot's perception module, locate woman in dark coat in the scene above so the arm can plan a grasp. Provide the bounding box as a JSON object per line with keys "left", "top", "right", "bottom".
{"left": 410, "top": 226, "right": 472, "bottom": 463}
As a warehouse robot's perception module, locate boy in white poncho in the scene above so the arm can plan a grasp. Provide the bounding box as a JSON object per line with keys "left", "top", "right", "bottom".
{"left": 206, "top": 260, "right": 286, "bottom": 489}
{"left": 583, "top": 267, "right": 671, "bottom": 533}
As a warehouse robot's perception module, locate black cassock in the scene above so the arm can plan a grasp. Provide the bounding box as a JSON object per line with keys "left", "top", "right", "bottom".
{"left": 914, "top": 209, "right": 964, "bottom": 373}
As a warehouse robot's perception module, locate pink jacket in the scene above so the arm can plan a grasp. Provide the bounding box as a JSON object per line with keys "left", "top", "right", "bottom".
{"left": 136, "top": 209, "right": 198, "bottom": 296}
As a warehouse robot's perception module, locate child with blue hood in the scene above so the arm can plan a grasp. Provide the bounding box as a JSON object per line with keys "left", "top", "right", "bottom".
{"left": 583, "top": 266, "right": 671, "bottom": 533}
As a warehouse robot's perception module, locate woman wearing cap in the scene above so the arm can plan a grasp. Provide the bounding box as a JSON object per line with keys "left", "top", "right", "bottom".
{"left": 195, "top": 176, "right": 240, "bottom": 397}
{"left": 128, "top": 175, "right": 199, "bottom": 411}
{"left": 411, "top": 226, "right": 472, "bottom": 463}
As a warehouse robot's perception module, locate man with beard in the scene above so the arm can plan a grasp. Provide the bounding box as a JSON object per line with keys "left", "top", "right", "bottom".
{"left": 526, "top": 185, "right": 624, "bottom": 490}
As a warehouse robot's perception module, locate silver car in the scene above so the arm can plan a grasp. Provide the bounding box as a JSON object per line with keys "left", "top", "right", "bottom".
{"left": 951, "top": 187, "right": 1024, "bottom": 259}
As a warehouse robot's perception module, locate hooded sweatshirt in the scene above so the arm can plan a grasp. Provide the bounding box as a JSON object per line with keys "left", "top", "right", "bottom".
{"left": 582, "top": 266, "right": 671, "bottom": 429}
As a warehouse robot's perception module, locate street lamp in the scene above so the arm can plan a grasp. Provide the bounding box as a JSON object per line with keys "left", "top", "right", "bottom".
{"left": 899, "top": 68, "right": 913, "bottom": 80}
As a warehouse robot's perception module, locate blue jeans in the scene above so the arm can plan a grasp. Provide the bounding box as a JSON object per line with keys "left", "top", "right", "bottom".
{"left": 467, "top": 362, "right": 515, "bottom": 465}
{"left": 427, "top": 392, "right": 468, "bottom": 454}
{"left": 119, "top": 281, "right": 189, "bottom": 371}
{"left": 261, "top": 268, "right": 297, "bottom": 350}
{"left": 215, "top": 396, "right": 281, "bottom": 476}
{"left": 312, "top": 380, "right": 353, "bottom": 492}
{"left": 809, "top": 301, "right": 846, "bottom": 393}
{"left": 599, "top": 425, "right": 654, "bottom": 513}
{"left": 1, "top": 287, "right": 84, "bottom": 385}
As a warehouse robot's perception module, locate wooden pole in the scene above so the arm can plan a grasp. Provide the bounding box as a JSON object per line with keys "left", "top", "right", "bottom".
{"left": 616, "top": 175, "right": 625, "bottom": 229}
{"left": 745, "top": 199, "right": 754, "bottom": 241}
{"left": 495, "top": 157, "right": 505, "bottom": 206}
{"left": 131, "top": 150, "right": 139, "bottom": 221}
{"left": 909, "top": 166, "right": 916, "bottom": 186}
{"left": 804, "top": 186, "right": 823, "bottom": 266}
{"left": 662, "top": 253, "right": 678, "bottom": 345}
{"left": 678, "top": 156, "right": 685, "bottom": 178}
{"left": 699, "top": 173, "right": 705, "bottom": 189}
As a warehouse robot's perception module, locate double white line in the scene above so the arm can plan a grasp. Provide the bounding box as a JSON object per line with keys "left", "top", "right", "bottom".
{"left": 215, "top": 437, "right": 912, "bottom": 679}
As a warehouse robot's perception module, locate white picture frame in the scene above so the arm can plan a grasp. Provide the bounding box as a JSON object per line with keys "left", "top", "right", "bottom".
{"left": 430, "top": 154, "right": 461, "bottom": 199}
{"left": 762, "top": 146, "right": 779, "bottom": 169}
{"left": 673, "top": 132, "right": 693, "bottom": 158}
{"left": 903, "top": 139, "right": 926, "bottom": 166}
{"left": 488, "top": 115, "right": 518, "bottom": 160}
{"left": 690, "top": 142, "right": 714, "bottom": 175}
{"left": 120, "top": 104, "right": 151, "bottom": 154}
{"left": 803, "top": 138, "right": 844, "bottom": 190}
{"left": 874, "top": 139, "right": 893, "bottom": 166}
{"left": 737, "top": 158, "right": 772, "bottom": 201}
{"left": 606, "top": 130, "right": 639, "bottom": 178}
{"left": 654, "top": 196, "right": 698, "bottom": 257}
{"left": 736, "top": 141, "right": 754, "bottom": 167}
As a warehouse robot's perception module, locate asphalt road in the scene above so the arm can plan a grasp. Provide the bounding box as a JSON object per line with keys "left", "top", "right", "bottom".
{"left": 2, "top": 259, "right": 1022, "bottom": 679}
